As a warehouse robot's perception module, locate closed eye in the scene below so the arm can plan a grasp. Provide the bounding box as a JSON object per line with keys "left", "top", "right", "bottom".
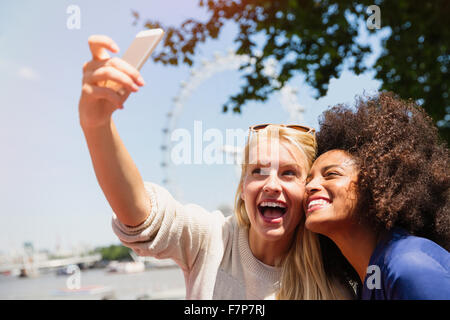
{"left": 325, "top": 171, "right": 340, "bottom": 177}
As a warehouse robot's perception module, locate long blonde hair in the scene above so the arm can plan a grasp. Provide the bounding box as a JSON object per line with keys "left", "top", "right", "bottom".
{"left": 234, "top": 125, "right": 348, "bottom": 299}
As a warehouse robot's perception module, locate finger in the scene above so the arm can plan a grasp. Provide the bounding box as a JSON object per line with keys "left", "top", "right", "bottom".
{"left": 88, "top": 35, "right": 120, "bottom": 61}
{"left": 107, "top": 57, "right": 145, "bottom": 86}
{"left": 83, "top": 58, "right": 145, "bottom": 86}
{"left": 82, "top": 83, "right": 125, "bottom": 108}
{"left": 85, "top": 66, "right": 140, "bottom": 92}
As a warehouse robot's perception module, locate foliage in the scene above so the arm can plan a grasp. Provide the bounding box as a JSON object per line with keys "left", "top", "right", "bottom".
{"left": 94, "top": 244, "right": 132, "bottom": 261}
{"left": 133, "top": 0, "right": 449, "bottom": 143}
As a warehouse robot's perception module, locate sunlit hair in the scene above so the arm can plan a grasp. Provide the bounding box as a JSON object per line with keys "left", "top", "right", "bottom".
{"left": 234, "top": 125, "right": 350, "bottom": 299}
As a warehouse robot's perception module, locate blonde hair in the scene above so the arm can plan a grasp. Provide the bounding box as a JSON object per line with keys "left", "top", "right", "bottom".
{"left": 234, "top": 125, "right": 348, "bottom": 299}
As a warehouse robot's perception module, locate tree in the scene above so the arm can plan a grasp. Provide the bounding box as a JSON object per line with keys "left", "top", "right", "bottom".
{"left": 133, "top": 0, "right": 449, "bottom": 143}
{"left": 95, "top": 244, "right": 132, "bottom": 261}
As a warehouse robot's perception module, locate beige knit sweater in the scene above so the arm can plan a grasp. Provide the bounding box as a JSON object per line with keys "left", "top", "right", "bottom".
{"left": 112, "top": 182, "right": 281, "bottom": 300}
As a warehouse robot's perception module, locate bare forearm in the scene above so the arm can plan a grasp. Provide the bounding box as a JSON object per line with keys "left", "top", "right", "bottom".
{"left": 82, "top": 119, "right": 150, "bottom": 227}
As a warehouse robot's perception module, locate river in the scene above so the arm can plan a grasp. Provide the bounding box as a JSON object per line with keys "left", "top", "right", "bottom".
{"left": 0, "top": 267, "right": 186, "bottom": 300}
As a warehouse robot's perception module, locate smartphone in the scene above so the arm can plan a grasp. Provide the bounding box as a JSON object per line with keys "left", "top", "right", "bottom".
{"left": 106, "top": 28, "right": 164, "bottom": 95}
{"left": 122, "top": 28, "right": 164, "bottom": 70}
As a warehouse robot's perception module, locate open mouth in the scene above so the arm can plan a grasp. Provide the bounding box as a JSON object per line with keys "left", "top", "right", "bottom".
{"left": 306, "top": 197, "right": 331, "bottom": 214}
{"left": 257, "top": 200, "right": 288, "bottom": 223}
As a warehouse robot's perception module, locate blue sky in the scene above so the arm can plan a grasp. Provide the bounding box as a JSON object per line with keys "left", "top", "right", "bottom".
{"left": 0, "top": 1, "right": 384, "bottom": 253}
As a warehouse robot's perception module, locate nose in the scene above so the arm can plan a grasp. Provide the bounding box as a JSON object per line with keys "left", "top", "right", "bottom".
{"left": 305, "top": 176, "right": 322, "bottom": 195}
{"left": 262, "top": 172, "right": 282, "bottom": 194}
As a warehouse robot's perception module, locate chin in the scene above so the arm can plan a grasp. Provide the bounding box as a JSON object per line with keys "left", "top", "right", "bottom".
{"left": 255, "top": 225, "right": 290, "bottom": 241}
{"left": 304, "top": 218, "right": 316, "bottom": 232}
{"left": 304, "top": 215, "right": 328, "bottom": 235}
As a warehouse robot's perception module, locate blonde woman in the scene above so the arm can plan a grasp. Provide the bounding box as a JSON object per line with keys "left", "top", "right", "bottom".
{"left": 79, "top": 35, "right": 352, "bottom": 299}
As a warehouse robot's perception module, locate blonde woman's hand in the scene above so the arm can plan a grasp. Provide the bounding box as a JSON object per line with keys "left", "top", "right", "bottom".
{"left": 78, "top": 35, "right": 145, "bottom": 129}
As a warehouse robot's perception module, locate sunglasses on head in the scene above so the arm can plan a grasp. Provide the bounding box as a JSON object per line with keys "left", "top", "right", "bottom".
{"left": 249, "top": 124, "right": 316, "bottom": 136}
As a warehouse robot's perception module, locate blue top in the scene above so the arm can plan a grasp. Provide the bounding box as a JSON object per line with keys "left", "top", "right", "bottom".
{"left": 360, "top": 228, "right": 450, "bottom": 300}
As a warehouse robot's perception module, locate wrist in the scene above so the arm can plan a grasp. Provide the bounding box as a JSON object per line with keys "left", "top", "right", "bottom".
{"left": 79, "top": 114, "right": 113, "bottom": 132}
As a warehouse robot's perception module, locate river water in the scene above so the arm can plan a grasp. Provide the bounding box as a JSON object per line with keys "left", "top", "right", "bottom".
{"left": 0, "top": 267, "right": 186, "bottom": 300}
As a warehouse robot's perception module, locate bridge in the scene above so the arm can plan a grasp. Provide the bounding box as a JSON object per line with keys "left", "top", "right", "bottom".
{"left": 0, "top": 254, "right": 102, "bottom": 274}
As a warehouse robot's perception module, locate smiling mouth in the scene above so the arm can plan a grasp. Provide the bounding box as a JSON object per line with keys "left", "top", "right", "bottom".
{"left": 306, "top": 198, "right": 331, "bottom": 214}
{"left": 257, "top": 201, "right": 288, "bottom": 223}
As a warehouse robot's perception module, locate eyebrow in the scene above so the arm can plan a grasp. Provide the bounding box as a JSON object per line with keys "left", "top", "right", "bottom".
{"left": 281, "top": 163, "right": 302, "bottom": 169}
{"left": 322, "top": 164, "right": 344, "bottom": 171}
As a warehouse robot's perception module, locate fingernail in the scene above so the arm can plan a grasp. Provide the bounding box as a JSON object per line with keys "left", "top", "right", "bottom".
{"left": 132, "top": 84, "right": 139, "bottom": 92}
{"left": 137, "top": 76, "right": 145, "bottom": 86}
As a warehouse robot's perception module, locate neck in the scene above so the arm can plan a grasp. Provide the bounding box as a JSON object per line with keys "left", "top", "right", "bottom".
{"left": 328, "top": 222, "right": 378, "bottom": 284}
{"left": 248, "top": 227, "right": 291, "bottom": 266}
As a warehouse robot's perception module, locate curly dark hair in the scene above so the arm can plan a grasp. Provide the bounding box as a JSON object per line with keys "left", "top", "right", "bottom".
{"left": 314, "top": 92, "right": 450, "bottom": 294}
{"left": 317, "top": 92, "right": 450, "bottom": 251}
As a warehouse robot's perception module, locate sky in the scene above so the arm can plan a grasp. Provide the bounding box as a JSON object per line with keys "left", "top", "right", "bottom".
{"left": 0, "top": 1, "right": 385, "bottom": 254}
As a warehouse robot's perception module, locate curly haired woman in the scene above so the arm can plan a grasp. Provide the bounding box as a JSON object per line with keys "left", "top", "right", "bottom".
{"left": 303, "top": 92, "right": 450, "bottom": 299}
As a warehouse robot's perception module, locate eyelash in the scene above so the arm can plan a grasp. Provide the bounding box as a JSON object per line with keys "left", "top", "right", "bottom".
{"left": 251, "top": 168, "right": 262, "bottom": 175}
{"left": 283, "top": 170, "right": 297, "bottom": 176}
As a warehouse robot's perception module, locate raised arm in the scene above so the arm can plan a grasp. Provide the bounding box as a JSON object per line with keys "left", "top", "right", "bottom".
{"left": 79, "top": 35, "right": 149, "bottom": 227}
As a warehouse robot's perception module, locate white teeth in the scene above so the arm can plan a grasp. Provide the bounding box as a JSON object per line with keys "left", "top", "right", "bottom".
{"left": 260, "top": 201, "right": 287, "bottom": 208}
{"left": 308, "top": 199, "right": 330, "bottom": 209}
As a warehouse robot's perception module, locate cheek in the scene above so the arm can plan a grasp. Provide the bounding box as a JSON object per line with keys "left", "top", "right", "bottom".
{"left": 343, "top": 189, "right": 359, "bottom": 217}
{"left": 240, "top": 177, "right": 250, "bottom": 201}
{"left": 288, "top": 182, "right": 306, "bottom": 207}
{"left": 333, "top": 185, "right": 358, "bottom": 219}
{"left": 240, "top": 188, "right": 245, "bottom": 201}
{"left": 241, "top": 180, "right": 257, "bottom": 203}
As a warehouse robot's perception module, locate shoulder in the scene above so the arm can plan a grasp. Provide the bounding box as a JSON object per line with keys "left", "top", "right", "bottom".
{"left": 380, "top": 231, "right": 450, "bottom": 299}
{"left": 384, "top": 232, "right": 450, "bottom": 272}
{"left": 144, "top": 181, "right": 227, "bottom": 220}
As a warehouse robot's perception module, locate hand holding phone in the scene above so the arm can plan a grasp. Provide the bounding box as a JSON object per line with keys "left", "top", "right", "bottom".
{"left": 106, "top": 29, "right": 164, "bottom": 95}
{"left": 79, "top": 30, "right": 164, "bottom": 129}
